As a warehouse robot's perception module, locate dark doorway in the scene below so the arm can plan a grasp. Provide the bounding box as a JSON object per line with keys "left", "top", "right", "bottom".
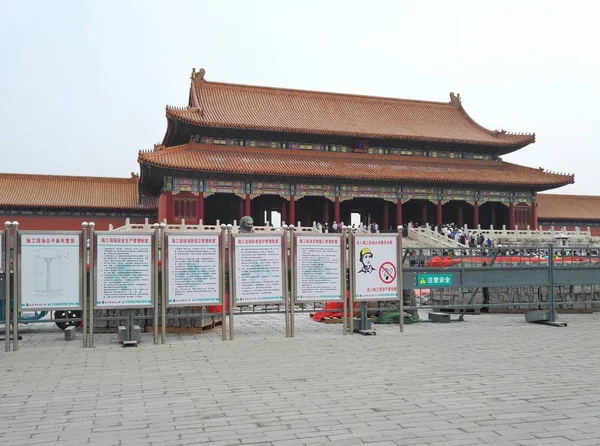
{"left": 204, "top": 193, "right": 243, "bottom": 225}
{"left": 479, "top": 202, "right": 509, "bottom": 229}
{"left": 403, "top": 199, "right": 436, "bottom": 226}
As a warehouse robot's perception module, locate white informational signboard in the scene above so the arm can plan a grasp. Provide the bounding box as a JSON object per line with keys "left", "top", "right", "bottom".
{"left": 233, "top": 235, "right": 284, "bottom": 305}
{"left": 166, "top": 233, "right": 221, "bottom": 306}
{"left": 295, "top": 235, "right": 342, "bottom": 302}
{"left": 95, "top": 233, "right": 153, "bottom": 309}
{"left": 20, "top": 232, "right": 81, "bottom": 310}
{"left": 354, "top": 234, "right": 399, "bottom": 301}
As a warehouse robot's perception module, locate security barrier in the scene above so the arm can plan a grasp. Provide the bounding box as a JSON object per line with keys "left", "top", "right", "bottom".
{"left": 6, "top": 220, "right": 600, "bottom": 352}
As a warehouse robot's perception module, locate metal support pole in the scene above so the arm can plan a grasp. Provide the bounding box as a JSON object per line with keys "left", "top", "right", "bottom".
{"left": 12, "top": 221, "right": 19, "bottom": 351}
{"left": 286, "top": 225, "right": 293, "bottom": 337}
{"left": 152, "top": 224, "right": 159, "bottom": 344}
{"left": 348, "top": 228, "right": 354, "bottom": 335}
{"left": 227, "top": 225, "right": 234, "bottom": 340}
{"left": 160, "top": 223, "right": 166, "bottom": 344}
{"left": 4, "top": 222, "right": 11, "bottom": 352}
{"left": 398, "top": 226, "right": 404, "bottom": 333}
{"left": 220, "top": 224, "right": 227, "bottom": 341}
{"left": 88, "top": 222, "right": 95, "bottom": 347}
{"left": 81, "top": 222, "right": 88, "bottom": 347}
{"left": 342, "top": 227, "right": 348, "bottom": 335}
{"left": 548, "top": 243, "right": 556, "bottom": 322}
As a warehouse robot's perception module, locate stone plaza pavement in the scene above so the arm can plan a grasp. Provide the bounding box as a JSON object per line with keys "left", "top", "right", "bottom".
{"left": 1, "top": 312, "right": 600, "bottom": 446}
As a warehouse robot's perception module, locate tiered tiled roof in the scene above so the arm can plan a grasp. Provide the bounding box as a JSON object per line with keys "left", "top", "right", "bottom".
{"left": 537, "top": 194, "right": 600, "bottom": 221}
{"left": 138, "top": 143, "right": 573, "bottom": 190}
{"left": 165, "top": 68, "right": 535, "bottom": 151}
{"left": 0, "top": 173, "right": 157, "bottom": 210}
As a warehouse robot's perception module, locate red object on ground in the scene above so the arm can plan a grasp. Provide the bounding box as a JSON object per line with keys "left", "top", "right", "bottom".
{"left": 311, "top": 291, "right": 359, "bottom": 322}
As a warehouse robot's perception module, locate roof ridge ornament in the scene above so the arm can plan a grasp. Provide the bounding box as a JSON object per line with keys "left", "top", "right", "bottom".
{"left": 449, "top": 92, "right": 461, "bottom": 108}
{"left": 191, "top": 67, "right": 206, "bottom": 81}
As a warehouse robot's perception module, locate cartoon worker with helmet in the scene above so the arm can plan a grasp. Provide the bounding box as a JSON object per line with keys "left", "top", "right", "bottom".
{"left": 358, "top": 247, "right": 376, "bottom": 274}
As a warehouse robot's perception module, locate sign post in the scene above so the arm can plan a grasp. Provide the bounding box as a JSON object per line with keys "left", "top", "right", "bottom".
{"left": 292, "top": 230, "right": 345, "bottom": 336}
{"left": 229, "top": 231, "right": 286, "bottom": 339}
{"left": 18, "top": 231, "right": 83, "bottom": 311}
{"left": 94, "top": 230, "right": 155, "bottom": 345}
{"left": 3, "top": 222, "right": 10, "bottom": 352}
{"left": 163, "top": 228, "right": 225, "bottom": 341}
{"left": 351, "top": 230, "right": 403, "bottom": 334}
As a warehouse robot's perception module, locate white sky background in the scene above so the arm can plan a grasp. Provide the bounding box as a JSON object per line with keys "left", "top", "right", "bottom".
{"left": 1, "top": 0, "right": 598, "bottom": 195}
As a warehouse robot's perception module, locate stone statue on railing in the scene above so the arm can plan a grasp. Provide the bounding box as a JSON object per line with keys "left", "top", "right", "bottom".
{"left": 239, "top": 216, "right": 254, "bottom": 233}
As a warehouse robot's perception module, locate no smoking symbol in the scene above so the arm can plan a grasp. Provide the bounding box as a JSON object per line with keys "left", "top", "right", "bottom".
{"left": 379, "top": 262, "right": 396, "bottom": 284}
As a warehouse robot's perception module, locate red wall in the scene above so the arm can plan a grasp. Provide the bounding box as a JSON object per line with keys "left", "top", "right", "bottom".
{"left": 0, "top": 214, "right": 154, "bottom": 231}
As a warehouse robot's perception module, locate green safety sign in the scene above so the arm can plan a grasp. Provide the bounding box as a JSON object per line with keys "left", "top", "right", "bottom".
{"left": 417, "top": 274, "right": 453, "bottom": 287}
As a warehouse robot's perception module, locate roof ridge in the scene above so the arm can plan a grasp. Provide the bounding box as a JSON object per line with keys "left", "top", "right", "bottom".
{"left": 0, "top": 173, "right": 137, "bottom": 182}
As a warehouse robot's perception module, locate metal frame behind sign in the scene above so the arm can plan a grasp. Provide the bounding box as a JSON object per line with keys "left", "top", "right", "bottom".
{"left": 17, "top": 230, "right": 84, "bottom": 312}
{"left": 350, "top": 228, "right": 404, "bottom": 333}
{"left": 291, "top": 230, "right": 346, "bottom": 336}
{"left": 163, "top": 227, "right": 227, "bottom": 342}
{"left": 229, "top": 230, "right": 288, "bottom": 339}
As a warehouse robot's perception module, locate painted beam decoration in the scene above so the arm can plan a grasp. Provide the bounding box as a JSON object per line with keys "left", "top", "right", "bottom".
{"left": 353, "top": 234, "right": 399, "bottom": 301}
{"left": 19, "top": 232, "right": 81, "bottom": 310}
{"left": 294, "top": 234, "right": 343, "bottom": 302}
{"left": 95, "top": 233, "right": 154, "bottom": 309}
{"left": 340, "top": 184, "right": 397, "bottom": 199}
{"left": 204, "top": 179, "right": 245, "bottom": 194}
{"left": 513, "top": 191, "right": 533, "bottom": 204}
{"left": 246, "top": 139, "right": 284, "bottom": 149}
{"left": 479, "top": 190, "right": 512, "bottom": 205}
{"left": 404, "top": 187, "right": 438, "bottom": 201}
{"left": 251, "top": 181, "right": 290, "bottom": 196}
{"left": 165, "top": 233, "right": 221, "bottom": 306}
{"left": 442, "top": 188, "right": 475, "bottom": 204}
{"left": 295, "top": 183, "right": 335, "bottom": 198}
{"left": 172, "top": 177, "right": 201, "bottom": 193}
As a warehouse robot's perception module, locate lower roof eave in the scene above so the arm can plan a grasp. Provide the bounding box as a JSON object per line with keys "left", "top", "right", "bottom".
{"left": 140, "top": 164, "right": 571, "bottom": 192}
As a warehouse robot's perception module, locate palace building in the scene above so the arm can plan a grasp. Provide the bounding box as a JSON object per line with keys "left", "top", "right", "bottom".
{"left": 137, "top": 68, "right": 573, "bottom": 231}
{"left": 3, "top": 68, "right": 598, "bottom": 233}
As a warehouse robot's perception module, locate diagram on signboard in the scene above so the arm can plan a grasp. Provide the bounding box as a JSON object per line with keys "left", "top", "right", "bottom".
{"left": 34, "top": 248, "right": 69, "bottom": 297}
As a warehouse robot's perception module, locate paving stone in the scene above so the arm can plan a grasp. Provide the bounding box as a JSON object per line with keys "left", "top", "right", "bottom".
{"left": 1, "top": 312, "right": 600, "bottom": 445}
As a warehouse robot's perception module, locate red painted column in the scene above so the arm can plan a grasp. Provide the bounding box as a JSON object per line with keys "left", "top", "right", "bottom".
{"left": 457, "top": 204, "right": 463, "bottom": 228}
{"left": 396, "top": 199, "right": 403, "bottom": 228}
{"left": 422, "top": 202, "right": 428, "bottom": 225}
{"left": 382, "top": 201, "right": 389, "bottom": 231}
{"left": 323, "top": 199, "right": 329, "bottom": 225}
{"left": 436, "top": 200, "right": 443, "bottom": 227}
{"left": 334, "top": 196, "right": 340, "bottom": 224}
{"left": 531, "top": 202, "right": 538, "bottom": 230}
{"left": 289, "top": 195, "right": 296, "bottom": 226}
{"left": 473, "top": 201, "right": 479, "bottom": 228}
{"left": 197, "top": 192, "right": 204, "bottom": 222}
{"left": 509, "top": 202, "right": 515, "bottom": 230}
{"left": 244, "top": 194, "right": 251, "bottom": 216}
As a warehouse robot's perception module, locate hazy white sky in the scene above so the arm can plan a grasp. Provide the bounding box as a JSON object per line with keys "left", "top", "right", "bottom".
{"left": 2, "top": 0, "right": 598, "bottom": 195}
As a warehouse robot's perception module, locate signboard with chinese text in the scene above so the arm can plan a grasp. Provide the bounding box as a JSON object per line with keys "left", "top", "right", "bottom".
{"left": 19, "top": 231, "right": 81, "bottom": 310}
{"left": 417, "top": 273, "right": 453, "bottom": 287}
{"left": 294, "top": 234, "right": 343, "bottom": 302}
{"left": 95, "top": 232, "right": 154, "bottom": 309}
{"left": 165, "top": 232, "right": 221, "bottom": 306}
{"left": 353, "top": 234, "right": 399, "bottom": 301}
{"left": 232, "top": 234, "right": 285, "bottom": 305}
